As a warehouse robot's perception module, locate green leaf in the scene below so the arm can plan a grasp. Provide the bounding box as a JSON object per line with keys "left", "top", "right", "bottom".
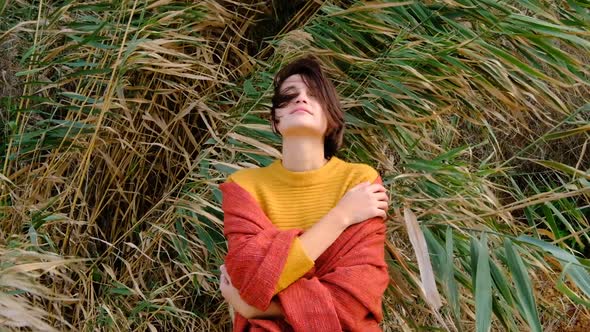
{"left": 517, "top": 236, "right": 590, "bottom": 299}
{"left": 504, "top": 239, "right": 542, "bottom": 332}
{"left": 445, "top": 227, "right": 461, "bottom": 326}
{"left": 109, "top": 282, "right": 133, "bottom": 296}
{"left": 475, "top": 234, "right": 492, "bottom": 332}
{"left": 533, "top": 159, "right": 590, "bottom": 179}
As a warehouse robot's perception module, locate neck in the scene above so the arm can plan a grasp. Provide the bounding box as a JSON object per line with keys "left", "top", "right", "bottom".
{"left": 281, "top": 136, "right": 327, "bottom": 172}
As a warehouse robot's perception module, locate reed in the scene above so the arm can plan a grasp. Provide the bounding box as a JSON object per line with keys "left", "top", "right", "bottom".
{"left": 1, "top": 0, "right": 588, "bottom": 330}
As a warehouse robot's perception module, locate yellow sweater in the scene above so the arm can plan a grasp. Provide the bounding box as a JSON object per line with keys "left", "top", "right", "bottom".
{"left": 226, "top": 156, "right": 379, "bottom": 295}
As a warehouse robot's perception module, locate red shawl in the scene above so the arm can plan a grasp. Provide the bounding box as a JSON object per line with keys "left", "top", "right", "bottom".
{"left": 220, "top": 175, "right": 389, "bottom": 331}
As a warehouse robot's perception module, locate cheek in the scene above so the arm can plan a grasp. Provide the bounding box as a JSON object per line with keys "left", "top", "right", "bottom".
{"left": 319, "top": 111, "right": 329, "bottom": 130}
{"left": 275, "top": 107, "right": 288, "bottom": 120}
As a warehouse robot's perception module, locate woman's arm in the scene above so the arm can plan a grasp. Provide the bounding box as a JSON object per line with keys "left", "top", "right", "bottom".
{"left": 254, "top": 178, "right": 388, "bottom": 321}
{"left": 250, "top": 298, "right": 285, "bottom": 319}
{"left": 297, "top": 207, "right": 350, "bottom": 261}
{"left": 220, "top": 266, "right": 285, "bottom": 320}
{"left": 220, "top": 177, "right": 386, "bottom": 314}
{"left": 225, "top": 207, "right": 350, "bottom": 320}
{"left": 278, "top": 218, "right": 389, "bottom": 330}
{"left": 237, "top": 216, "right": 389, "bottom": 326}
{"left": 236, "top": 215, "right": 387, "bottom": 322}
{"left": 299, "top": 179, "right": 386, "bottom": 261}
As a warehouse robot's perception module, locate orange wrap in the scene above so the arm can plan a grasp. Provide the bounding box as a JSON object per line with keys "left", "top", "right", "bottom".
{"left": 220, "top": 175, "right": 389, "bottom": 331}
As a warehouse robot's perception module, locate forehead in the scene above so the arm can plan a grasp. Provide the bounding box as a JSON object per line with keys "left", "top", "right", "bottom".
{"left": 280, "top": 74, "right": 307, "bottom": 89}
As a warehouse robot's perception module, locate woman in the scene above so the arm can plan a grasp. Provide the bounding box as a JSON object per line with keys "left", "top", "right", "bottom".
{"left": 218, "top": 55, "right": 390, "bottom": 331}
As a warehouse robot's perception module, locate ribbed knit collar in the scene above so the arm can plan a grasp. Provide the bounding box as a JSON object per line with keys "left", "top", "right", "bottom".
{"left": 268, "top": 156, "right": 343, "bottom": 186}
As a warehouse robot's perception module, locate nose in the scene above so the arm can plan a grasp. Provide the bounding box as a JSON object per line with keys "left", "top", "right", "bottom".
{"left": 294, "top": 90, "right": 308, "bottom": 104}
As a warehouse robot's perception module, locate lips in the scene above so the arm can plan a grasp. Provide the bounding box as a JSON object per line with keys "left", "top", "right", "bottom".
{"left": 290, "top": 108, "right": 312, "bottom": 115}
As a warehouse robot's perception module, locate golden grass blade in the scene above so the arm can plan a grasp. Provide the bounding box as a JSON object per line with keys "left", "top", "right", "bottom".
{"left": 403, "top": 207, "right": 443, "bottom": 311}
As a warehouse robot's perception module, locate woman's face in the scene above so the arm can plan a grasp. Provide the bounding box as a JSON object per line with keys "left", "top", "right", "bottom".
{"left": 274, "top": 74, "right": 328, "bottom": 138}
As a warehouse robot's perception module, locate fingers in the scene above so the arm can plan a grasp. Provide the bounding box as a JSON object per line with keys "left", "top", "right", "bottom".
{"left": 219, "top": 268, "right": 228, "bottom": 299}
{"left": 377, "top": 200, "right": 389, "bottom": 210}
{"left": 220, "top": 275, "right": 228, "bottom": 290}
{"left": 367, "top": 183, "right": 386, "bottom": 193}
{"left": 353, "top": 181, "right": 386, "bottom": 192}
{"left": 375, "top": 200, "right": 389, "bottom": 219}
{"left": 220, "top": 264, "right": 232, "bottom": 284}
{"left": 371, "top": 206, "right": 386, "bottom": 219}
{"left": 374, "top": 192, "right": 388, "bottom": 202}
{"left": 220, "top": 265, "right": 227, "bottom": 283}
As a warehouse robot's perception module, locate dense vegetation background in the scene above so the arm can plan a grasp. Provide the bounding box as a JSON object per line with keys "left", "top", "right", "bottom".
{"left": 1, "top": 0, "right": 589, "bottom": 331}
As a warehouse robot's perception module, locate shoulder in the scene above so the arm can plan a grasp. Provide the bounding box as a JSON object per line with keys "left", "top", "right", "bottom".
{"left": 225, "top": 163, "right": 275, "bottom": 190}
{"left": 340, "top": 159, "right": 380, "bottom": 184}
{"left": 226, "top": 165, "right": 267, "bottom": 184}
{"left": 224, "top": 164, "right": 275, "bottom": 205}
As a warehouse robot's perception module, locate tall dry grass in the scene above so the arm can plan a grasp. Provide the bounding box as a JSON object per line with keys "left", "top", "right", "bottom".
{"left": 1, "top": 0, "right": 589, "bottom": 330}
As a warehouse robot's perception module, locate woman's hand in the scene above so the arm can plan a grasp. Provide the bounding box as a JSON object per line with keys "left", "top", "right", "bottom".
{"left": 333, "top": 180, "right": 389, "bottom": 227}
{"left": 219, "top": 264, "right": 262, "bottom": 319}
{"left": 219, "top": 264, "right": 285, "bottom": 320}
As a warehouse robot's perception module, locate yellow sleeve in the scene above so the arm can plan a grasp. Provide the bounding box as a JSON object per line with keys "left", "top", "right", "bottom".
{"left": 365, "top": 165, "right": 380, "bottom": 183}
{"left": 273, "top": 236, "right": 315, "bottom": 295}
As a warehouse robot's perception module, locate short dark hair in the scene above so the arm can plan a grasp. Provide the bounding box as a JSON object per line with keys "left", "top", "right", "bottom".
{"left": 270, "top": 55, "right": 344, "bottom": 159}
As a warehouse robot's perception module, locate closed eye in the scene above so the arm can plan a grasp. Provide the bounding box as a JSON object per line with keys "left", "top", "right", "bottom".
{"left": 274, "top": 91, "right": 299, "bottom": 108}
{"left": 280, "top": 87, "right": 297, "bottom": 95}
